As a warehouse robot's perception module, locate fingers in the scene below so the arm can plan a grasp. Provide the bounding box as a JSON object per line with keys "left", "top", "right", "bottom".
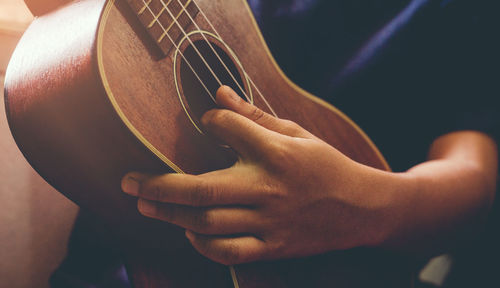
{"left": 137, "top": 200, "right": 260, "bottom": 235}
{"left": 216, "top": 86, "right": 279, "bottom": 128}
{"left": 122, "top": 170, "right": 259, "bottom": 207}
{"left": 202, "top": 86, "right": 316, "bottom": 159}
{"left": 201, "top": 107, "right": 279, "bottom": 159}
{"left": 186, "top": 231, "right": 268, "bottom": 265}
{"left": 215, "top": 86, "right": 314, "bottom": 139}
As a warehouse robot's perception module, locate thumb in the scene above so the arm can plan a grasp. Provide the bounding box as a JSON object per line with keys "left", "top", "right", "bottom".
{"left": 216, "top": 86, "right": 313, "bottom": 139}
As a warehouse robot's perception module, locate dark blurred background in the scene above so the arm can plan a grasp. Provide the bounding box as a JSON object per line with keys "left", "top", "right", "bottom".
{"left": 0, "top": 0, "right": 487, "bottom": 287}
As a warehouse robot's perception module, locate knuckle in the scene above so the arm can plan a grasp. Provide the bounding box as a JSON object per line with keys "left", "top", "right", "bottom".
{"left": 264, "top": 139, "right": 308, "bottom": 180}
{"left": 200, "top": 186, "right": 217, "bottom": 205}
{"left": 204, "top": 109, "right": 232, "bottom": 128}
{"left": 267, "top": 141, "right": 293, "bottom": 169}
{"left": 152, "top": 184, "right": 164, "bottom": 201}
{"left": 190, "top": 180, "right": 216, "bottom": 206}
{"left": 281, "top": 119, "right": 304, "bottom": 135}
{"left": 190, "top": 180, "right": 205, "bottom": 206}
{"left": 142, "top": 179, "right": 164, "bottom": 201}
{"left": 144, "top": 174, "right": 173, "bottom": 199}
{"left": 192, "top": 210, "right": 213, "bottom": 231}
{"left": 281, "top": 119, "right": 297, "bottom": 129}
{"left": 262, "top": 181, "right": 285, "bottom": 202}
{"left": 249, "top": 106, "right": 266, "bottom": 122}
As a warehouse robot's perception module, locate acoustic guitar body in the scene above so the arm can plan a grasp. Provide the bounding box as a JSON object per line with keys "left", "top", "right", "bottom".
{"left": 4, "top": 0, "right": 413, "bottom": 287}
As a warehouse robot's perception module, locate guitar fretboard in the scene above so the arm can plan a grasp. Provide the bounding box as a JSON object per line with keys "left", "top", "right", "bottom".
{"left": 126, "top": 0, "right": 200, "bottom": 55}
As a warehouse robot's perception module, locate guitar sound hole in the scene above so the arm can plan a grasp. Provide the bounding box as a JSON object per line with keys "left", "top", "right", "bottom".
{"left": 179, "top": 39, "right": 248, "bottom": 129}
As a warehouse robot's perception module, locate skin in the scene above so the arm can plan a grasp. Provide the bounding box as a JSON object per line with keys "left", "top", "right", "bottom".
{"left": 122, "top": 86, "right": 497, "bottom": 265}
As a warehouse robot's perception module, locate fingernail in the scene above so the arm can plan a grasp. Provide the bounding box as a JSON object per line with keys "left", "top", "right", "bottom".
{"left": 138, "top": 199, "right": 157, "bottom": 216}
{"left": 122, "top": 174, "right": 141, "bottom": 196}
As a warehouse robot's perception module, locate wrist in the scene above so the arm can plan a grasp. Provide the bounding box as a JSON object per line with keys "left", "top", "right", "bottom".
{"left": 362, "top": 168, "right": 417, "bottom": 249}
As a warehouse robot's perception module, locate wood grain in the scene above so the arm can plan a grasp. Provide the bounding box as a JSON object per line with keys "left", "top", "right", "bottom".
{"left": 1, "top": 54, "right": 78, "bottom": 288}
{"left": 4, "top": 0, "right": 414, "bottom": 287}
{"left": 23, "top": 0, "right": 71, "bottom": 16}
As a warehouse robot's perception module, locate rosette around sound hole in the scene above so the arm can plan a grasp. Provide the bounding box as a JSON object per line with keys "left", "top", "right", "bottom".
{"left": 178, "top": 38, "right": 250, "bottom": 132}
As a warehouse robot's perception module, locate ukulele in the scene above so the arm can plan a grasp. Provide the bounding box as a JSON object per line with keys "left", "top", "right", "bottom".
{"left": 5, "top": 0, "right": 414, "bottom": 287}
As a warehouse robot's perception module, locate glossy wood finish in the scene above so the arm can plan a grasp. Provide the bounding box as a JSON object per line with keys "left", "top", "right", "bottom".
{"left": 5, "top": 0, "right": 413, "bottom": 287}
{"left": 1, "top": 74, "right": 78, "bottom": 288}
{"left": 23, "top": 0, "right": 71, "bottom": 16}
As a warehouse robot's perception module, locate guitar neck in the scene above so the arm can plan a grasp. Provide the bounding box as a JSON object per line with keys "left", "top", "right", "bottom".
{"left": 126, "top": 0, "right": 200, "bottom": 56}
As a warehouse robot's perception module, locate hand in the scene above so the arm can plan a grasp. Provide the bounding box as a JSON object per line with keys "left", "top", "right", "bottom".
{"left": 121, "top": 86, "right": 400, "bottom": 265}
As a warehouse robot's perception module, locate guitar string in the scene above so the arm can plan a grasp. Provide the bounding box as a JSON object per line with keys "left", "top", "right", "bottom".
{"left": 139, "top": 4, "right": 243, "bottom": 288}
{"left": 171, "top": 0, "right": 252, "bottom": 104}
{"left": 152, "top": 0, "right": 277, "bottom": 117}
{"left": 143, "top": 0, "right": 278, "bottom": 116}
{"left": 138, "top": 3, "right": 275, "bottom": 287}
{"left": 158, "top": 0, "right": 247, "bottom": 103}
{"left": 190, "top": 0, "right": 278, "bottom": 117}
{"left": 140, "top": 0, "right": 216, "bottom": 103}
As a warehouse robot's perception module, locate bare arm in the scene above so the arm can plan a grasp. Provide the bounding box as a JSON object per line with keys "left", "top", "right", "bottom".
{"left": 383, "top": 131, "right": 497, "bottom": 255}
{"left": 121, "top": 86, "right": 498, "bottom": 264}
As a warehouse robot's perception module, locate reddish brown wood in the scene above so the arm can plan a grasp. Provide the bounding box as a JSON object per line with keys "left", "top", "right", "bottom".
{"left": 24, "top": 0, "right": 72, "bottom": 16}
{"left": 5, "top": 0, "right": 414, "bottom": 287}
{"left": 125, "top": 0, "right": 200, "bottom": 56}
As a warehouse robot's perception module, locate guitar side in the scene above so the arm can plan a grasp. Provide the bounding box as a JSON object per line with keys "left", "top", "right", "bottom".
{"left": 4, "top": 0, "right": 412, "bottom": 287}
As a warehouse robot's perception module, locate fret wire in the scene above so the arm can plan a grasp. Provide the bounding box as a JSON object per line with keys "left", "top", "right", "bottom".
{"left": 191, "top": 0, "right": 278, "bottom": 117}
{"left": 140, "top": 0, "right": 216, "bottom": 103}
{"left": 138, "top": 0, "right": 152, "bottom": 15}
{"left": 158, "top": 0, "right": 224, "bottom": 88}
{"left": 134, "top": 0, "right": 277, "bottom": 117}
{"left": 137, "top": 0, "right": 276, "bottom": 117}
{"left": 173, "top": 0, "right": 251, "bottom": 103}
{"left": 157, "top": 0, "right": 193, "bottom": 43}
{"left": 147, "top": 1, "right": 171, "bottom": 28}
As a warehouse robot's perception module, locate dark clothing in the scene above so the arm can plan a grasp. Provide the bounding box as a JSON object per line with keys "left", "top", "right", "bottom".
{"left": 249, "top": 0, "right": 500, "bottom": 172}
{"left": 51, "top": 0, "right": 500, "bottom": 287}
{"left": 50, "top": 213, "right": 131, "bottom": 288}
{"left": 250, "top": 1, "right": 500, "bottom": 287}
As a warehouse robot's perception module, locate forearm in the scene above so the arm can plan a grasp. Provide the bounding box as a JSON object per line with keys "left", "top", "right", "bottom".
{"left": 379, "top": 131, "right": 497, "bottom": 256}
{"left": 121, "top": 87, "right": 499, "bottom": 264}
